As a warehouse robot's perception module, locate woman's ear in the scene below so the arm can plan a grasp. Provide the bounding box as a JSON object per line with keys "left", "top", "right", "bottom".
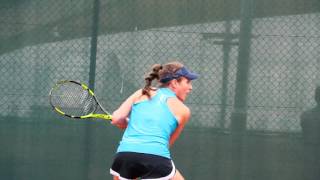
{"left": 169, "top": 79, "right": 179, "bottom": 90}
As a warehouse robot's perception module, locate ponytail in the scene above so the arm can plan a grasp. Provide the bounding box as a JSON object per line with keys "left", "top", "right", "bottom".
{"left": 142, "top": 64, "right": 162, "bottom": 97}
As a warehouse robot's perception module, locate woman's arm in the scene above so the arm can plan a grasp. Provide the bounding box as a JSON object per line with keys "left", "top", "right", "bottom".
{"left": 111, "top": 89, "right": 142, "bottom": 129}
{"left": 167, "top": 98, "right": 191, "bottom": 146}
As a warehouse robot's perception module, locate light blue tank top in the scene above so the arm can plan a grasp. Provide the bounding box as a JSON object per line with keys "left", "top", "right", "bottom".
{"left": 116, "top": 88, "right": 178, "bottom": 159}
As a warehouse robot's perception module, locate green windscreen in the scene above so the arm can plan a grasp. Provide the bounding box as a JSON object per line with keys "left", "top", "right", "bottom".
{"left": 1, "top": 0, "right": 319, "bottom": 179}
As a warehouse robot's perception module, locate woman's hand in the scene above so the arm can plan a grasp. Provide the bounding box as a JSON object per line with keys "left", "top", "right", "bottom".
{"left": 111, "top": 117, "right": 129, "bottom": 129}
{"left": 111, "top": 118, "right": 128, "bottom": 129}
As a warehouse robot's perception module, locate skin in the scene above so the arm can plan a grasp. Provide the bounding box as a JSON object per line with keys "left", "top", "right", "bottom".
{"left": 111, "top": 77, "right": 193, "bottom": 180}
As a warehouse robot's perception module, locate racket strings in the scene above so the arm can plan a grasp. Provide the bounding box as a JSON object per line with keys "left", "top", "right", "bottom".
{"left": 50, "top": 82, "right": 97, "bottom": 117}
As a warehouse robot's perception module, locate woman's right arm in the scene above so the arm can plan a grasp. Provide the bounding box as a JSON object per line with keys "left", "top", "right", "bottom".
{"left": 167, "top": 98, "right": 191, "bottom": 146}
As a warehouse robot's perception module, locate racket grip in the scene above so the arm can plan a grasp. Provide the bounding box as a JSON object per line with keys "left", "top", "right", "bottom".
{"left": 94, "top": 114, "right": 112, "bottom": 121}
{"left": 82, "top": 114, "right": 112, "bottom": 121}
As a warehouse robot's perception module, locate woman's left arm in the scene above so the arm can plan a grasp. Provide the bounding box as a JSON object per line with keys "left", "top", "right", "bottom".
{"left": 111, "top": 89, "right": 142, "bottom": 129}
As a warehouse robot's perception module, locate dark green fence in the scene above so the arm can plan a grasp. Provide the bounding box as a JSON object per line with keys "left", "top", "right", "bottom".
{"left": 1, "top": 0, "right": 320, "bottom": 179}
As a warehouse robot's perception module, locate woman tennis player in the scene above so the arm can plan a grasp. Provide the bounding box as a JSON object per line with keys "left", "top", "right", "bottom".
{"left": 110, "top": 61, "right": 198, "bottom": 180}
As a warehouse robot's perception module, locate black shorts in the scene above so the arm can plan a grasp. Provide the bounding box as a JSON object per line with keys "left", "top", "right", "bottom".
{"left": 110, "top": 152, "right": 176, "bottom": 180}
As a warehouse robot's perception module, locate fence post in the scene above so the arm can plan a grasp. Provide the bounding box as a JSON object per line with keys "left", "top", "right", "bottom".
{"left": 231, "top": 0, "right": 254, "bottom": 179}
{"left": 83, "top": 0, "right": 100, "bottom": 179}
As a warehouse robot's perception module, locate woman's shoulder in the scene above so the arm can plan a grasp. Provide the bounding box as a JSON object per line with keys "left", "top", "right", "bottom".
{"left": 132, "top": 88, "right": 157, "bottom": 103}
{"left": 166, "top": 98, "right": 190, "bottom": 122}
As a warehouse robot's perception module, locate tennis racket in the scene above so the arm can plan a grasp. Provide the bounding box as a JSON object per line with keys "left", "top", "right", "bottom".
{"left": 49, "top": 80, "right": 112, "bottom": 121}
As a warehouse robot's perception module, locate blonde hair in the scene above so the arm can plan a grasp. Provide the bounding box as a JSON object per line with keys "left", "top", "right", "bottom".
{"left": 142, "top": 61, "right": 183, "bottom": 97}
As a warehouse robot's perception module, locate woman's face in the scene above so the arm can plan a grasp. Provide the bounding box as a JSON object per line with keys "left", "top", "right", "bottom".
{"left": 174, "top": 77, "right": 193, "bottom": 102}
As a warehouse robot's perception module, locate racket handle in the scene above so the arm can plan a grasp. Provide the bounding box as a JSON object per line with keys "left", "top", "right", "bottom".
{"left": 81, "top": 114, "right": 112, "bottom": 121}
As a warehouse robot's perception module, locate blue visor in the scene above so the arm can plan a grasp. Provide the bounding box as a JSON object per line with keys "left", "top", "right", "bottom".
{"left": 160, "top": 67, "right": 199, "bottom": 83}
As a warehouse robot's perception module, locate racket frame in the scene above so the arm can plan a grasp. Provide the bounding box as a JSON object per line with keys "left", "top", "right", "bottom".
{"left": 49, "top": 80, "right": 112, "bottom": 121}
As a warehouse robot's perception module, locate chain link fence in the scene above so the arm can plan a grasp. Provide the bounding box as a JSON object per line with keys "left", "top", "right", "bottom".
{"left": 1, "top": 0, "right": 319, "bottom": 180}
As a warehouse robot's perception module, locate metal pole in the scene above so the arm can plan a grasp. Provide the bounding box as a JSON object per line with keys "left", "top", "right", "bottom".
{"left": 83, "top": 0, "right": 100, "bottom": 179}
{"left": 231, "top": 0, "right": 253, "bottom": 179}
